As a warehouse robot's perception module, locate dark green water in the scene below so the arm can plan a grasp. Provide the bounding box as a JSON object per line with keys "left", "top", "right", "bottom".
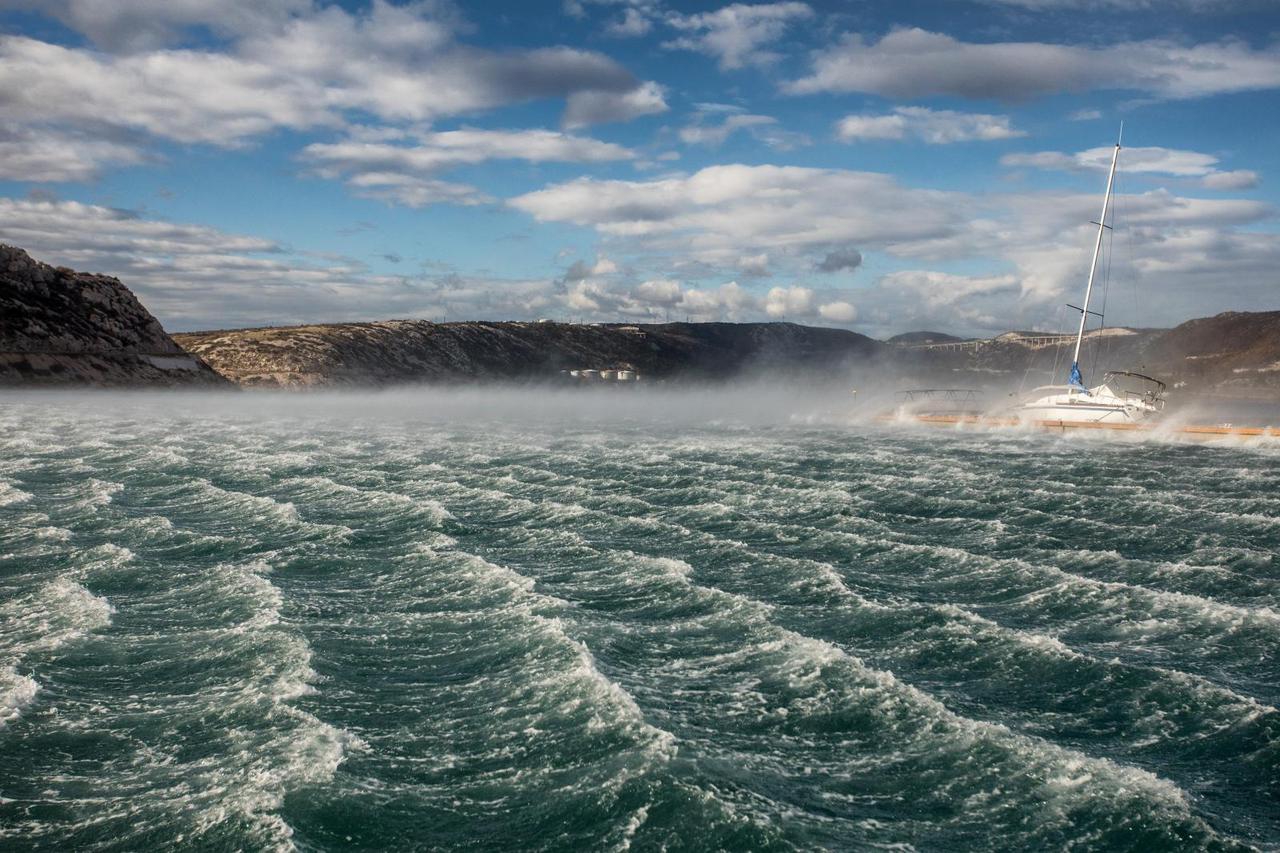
{"left": 2, "top": 390, "right": 1278, "bottom": 851}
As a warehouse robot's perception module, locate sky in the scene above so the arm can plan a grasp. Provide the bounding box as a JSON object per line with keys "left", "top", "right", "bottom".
{"left": 1, "top": 0, "right": 1278, "bottom": 337}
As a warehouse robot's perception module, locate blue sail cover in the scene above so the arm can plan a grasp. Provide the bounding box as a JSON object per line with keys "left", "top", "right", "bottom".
{"left": 1068, "top": 361, "right": 1085, "bottom": 390}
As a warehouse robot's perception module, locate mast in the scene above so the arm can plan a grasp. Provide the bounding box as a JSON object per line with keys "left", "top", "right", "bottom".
{"left": 1068, "top": 126, "right": 1122, "bottom": 391}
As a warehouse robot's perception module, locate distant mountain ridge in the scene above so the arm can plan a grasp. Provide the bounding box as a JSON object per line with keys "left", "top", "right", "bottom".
{"left": 2, "top": 244, "right": 1278, "bottom": 397}
{"left": 173, "top": 320, "right": 886, "bottom": 388}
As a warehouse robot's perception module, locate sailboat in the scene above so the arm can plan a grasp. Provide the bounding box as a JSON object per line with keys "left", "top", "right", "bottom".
{"left": 1016, "top": 128, "right": 1166, "bottom": 426}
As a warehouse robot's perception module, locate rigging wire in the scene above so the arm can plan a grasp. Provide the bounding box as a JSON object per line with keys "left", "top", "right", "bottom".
{"left": 1050, "top": 302, "right": 1067, "bottom": 385}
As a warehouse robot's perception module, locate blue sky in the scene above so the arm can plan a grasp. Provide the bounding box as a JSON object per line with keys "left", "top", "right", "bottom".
{"left": 1, "top": 0, "right": 1278, "bottom": 336}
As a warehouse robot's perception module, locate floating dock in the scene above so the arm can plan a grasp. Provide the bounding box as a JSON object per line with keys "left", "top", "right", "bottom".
{"left": 884, "top": 413, "right": 1280, "bottom": 441}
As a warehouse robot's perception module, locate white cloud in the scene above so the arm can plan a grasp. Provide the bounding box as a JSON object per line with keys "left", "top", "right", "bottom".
{"left": 6, "top": 183, "right": 1276, "bottom": 335}
{"left": 635, "top": 278, "right": 682, "bottom": 304}
{"left": 676, "top": 281, "right": 753, "bottom": 320}
{"left": 512, "top": 161, "right": 1280, "bottom": 332}
{"left": 0, "top": 1, "right": 663, "bottom": 165}
{"left": 0, "top": 194, "right": 572, "bottom": 329}
{"left": 1069, "top": 108, "right": 1102, "bottom": 121}
{"left": 879, "top": 270, "right": 1020, "bottom": 308}
{"left": 0, "top": 35, "right": 334, "bottom": 146}
{"left": 591, "top": 256, "right": 620, "bottom": 275}
{"left": 788, "top": 27, "right": 1280, "bottom": 100}
{"left": 681, "top": 113, "right": 776, "bottom": 146}
{"left": 606, "top": 8, "right": 653, "bottom": 37}
{"left": 0, "top": 124, "right": 149, "bottom": 182}
{"left": 563, "top": 81, "right": 669, "bottom": 128}
{"left": 818, "top": 300, "right": 857, "bottom": 322}
{"left": 831, "top": 114, "right": 906, "bottom": 142}
{"left": 305, "top": 129, "right": 633, "bottom": 174}
{"left": 678, "top": 111, "right": 811, "bottom": 150}
{"left": 509, "top": 164, "right": 967, "bottom": 264}
{"left": 341, "top": 172, "right": 491, "bottom": 208}
{"left": 0, "top": 0, "right": 313, "bottom": 52}
{"left": 1200, "top": 169, "right": 1260, "bottom": 190}
{"left": 836, "top": 107, "right": 1024, "bottom": 144}
{"left": 665, "top": 2, "right": 814, "bottom": 70}
{"left": 763, "top": 285, "right": 814, "bottom": 318}
{"left": 302, "top": 128, "right": 635, "bottom": 206}
{"left": 737, "top": 253, "right": 770, "bottom": 276}
{"left": 1001, "top": 145, "right": 1261, "bottom": 189}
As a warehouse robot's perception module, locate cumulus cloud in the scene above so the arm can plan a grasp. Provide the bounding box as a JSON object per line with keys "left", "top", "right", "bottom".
{"left": 606, "top": 7, "right": 653, "bottom": 37}
{"left": 0, "top": 0, "right": 313, "bottom": 53}
{"left": 0, "top": 124, "right": 150, "bottom": 182}
{"left": 0, "top": 194, "right": 574, "bottom": 329}
{"left": 818, "top": 300, "right": 857, "bottom": 322}
{"left": 679, "top": 111, "right": 809, "bottom": 149}
{"left": 788, "top": 27, "right": 1280, "bottom": 100}
{"left": 512, "top": 160, "right": 1280, "bottom": 332}
{"left": 737, "top": 253, "right": 770, "bottom": 276}
{"left": 0, "top": 0, "right": 664, "bottom": 173}
{"left": 302, "top": 128, "right": 635, "bottom": 206}
{"left": 880, "top": 270, "right": 1020, "bottom": 308}
{"left": 509, "top": 164, "right": 967, "bottom": 265}
{"left": 563, "top": 81, "right": 669, "bottom": 128}
{"left": 856, "top": 271, "right": 1023, "bottom": 335}
{"left": 562, "top": 257, "right": 617, "bottom": 282}
{"left": 1001, "top": 145, "right": 1261, "bottom": 189}
{"left": 635, "top": 278, "right": 682, "bottom": 304}
{"left": 665, "top": 2, "right": 814, "bottom": 70}
{"left": 836, "top": 107, "right": 1024, "bottom": 144}
{"left": 763, "top": 285, "right": 814, "bottom": 318}
{"left": 6, "top": 182, "right": 1276, "bottom": 335}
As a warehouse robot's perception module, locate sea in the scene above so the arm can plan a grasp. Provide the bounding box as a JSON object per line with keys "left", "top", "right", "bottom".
{"left": 1, "top": 388, "right": 1277, "bottom": 852}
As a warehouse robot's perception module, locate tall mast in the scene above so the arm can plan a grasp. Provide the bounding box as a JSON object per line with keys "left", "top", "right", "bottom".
{"left": 1068, "top": 126, "right": 1122, "bottom": 391}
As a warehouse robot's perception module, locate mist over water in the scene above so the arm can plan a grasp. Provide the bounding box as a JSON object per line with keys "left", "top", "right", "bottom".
{"left": 2, "top": 389, "right": 1278, "bottom": 851}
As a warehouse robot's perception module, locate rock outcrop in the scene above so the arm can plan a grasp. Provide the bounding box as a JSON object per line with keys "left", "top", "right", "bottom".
{"left": 174, "top": 320, "right": 886, "bottom": 388}
{"left": 0, "top": 245, "right": 228, "bottom": 387}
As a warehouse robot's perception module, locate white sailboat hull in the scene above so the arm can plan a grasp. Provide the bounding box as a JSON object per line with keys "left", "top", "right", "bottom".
{"left": 1017, "top": 383, "right": 1161, "bottom": 425}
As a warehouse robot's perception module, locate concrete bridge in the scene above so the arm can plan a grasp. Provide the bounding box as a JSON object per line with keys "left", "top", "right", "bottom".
{"left": 896, "top": 331, "right": 1123, "bottom": 352}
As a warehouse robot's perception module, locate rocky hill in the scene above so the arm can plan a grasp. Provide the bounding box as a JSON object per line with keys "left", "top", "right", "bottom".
{"left": 1142, "top": 311, "right": 1280, "bottom": 396}
{"left": 893, "top": 317, "right": 1280, "bottom": 398}
{"left": 4, "top": 242, "right": 1277, "bottom": 397}
{"left": 174, "top": 320, "right": 886, "bottom": 388}
{"left": 0, "top": 245, "right": 228, "bottom": 387}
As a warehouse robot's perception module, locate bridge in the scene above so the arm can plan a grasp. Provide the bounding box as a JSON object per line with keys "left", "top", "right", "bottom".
{"left": 896, "top": 331, "right": 1121, "bottom": 352}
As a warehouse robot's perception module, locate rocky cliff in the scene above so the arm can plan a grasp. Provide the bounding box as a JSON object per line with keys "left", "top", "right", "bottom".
{"left": 0, "top": 245, "right": 228, "bottom": 387}
{"left": 174, "top": 320, "right": 887, "bottom": 388}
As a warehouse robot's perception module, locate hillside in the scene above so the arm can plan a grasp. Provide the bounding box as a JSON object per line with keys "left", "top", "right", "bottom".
{"left": 174, "top": 320, "right": 887, "bottom": 388}
{"left": 4, "top": 243, "right": 1277, "bottom": 396}
{"left": 0, "top": 245, "right": 228, "bottom": 388}
{"left": 1142, "top": 311, "right": 1280, "bottom": 396}
{"left": 892, "top": 316, "right": 1280, "bottom": 398}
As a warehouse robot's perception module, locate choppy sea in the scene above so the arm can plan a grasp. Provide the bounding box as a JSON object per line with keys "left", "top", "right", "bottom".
{"left": 2, "top": 389, "right": 1278, "bottom": 851}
